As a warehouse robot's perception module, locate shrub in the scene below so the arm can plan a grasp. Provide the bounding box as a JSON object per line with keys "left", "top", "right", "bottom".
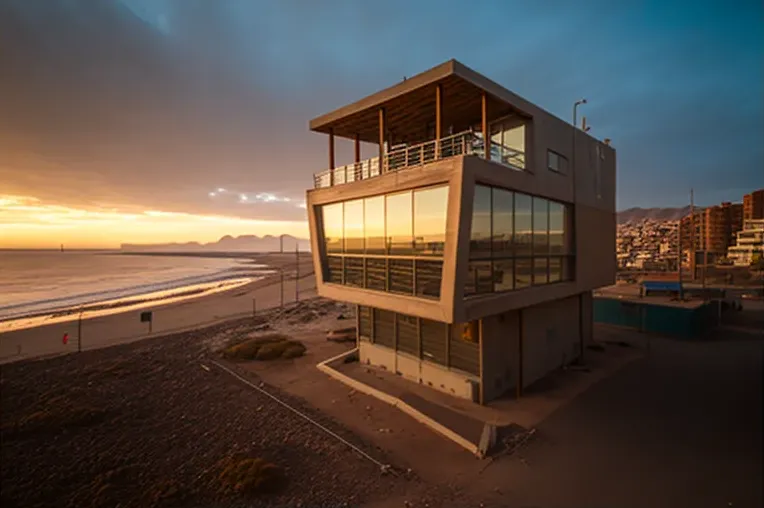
{"left": 217, "top": 457, "right": 285, "bottom": 496}
{"left": 282, "top": 343, "right": 306, "bottom": 359}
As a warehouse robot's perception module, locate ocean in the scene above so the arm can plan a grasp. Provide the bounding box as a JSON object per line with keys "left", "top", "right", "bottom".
{"left": 0, "top": 251, "right": 266, "bottom": 321}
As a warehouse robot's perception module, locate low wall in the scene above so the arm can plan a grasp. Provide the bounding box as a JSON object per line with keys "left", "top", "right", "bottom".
{"left": 593, "top": 297, "right": 720, "bottom": 339}
{"left": 358, "top": 342, "right": 479, "bottom": 402}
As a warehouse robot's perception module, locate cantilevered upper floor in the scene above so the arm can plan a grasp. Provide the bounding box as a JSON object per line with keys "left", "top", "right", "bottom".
{"left": 305, "top": 60, "right": 616, "bottom": 324}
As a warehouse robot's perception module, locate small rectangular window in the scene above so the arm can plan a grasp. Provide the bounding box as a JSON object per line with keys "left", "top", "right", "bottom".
{"left": 547, "top": 150, "right": 568, "bottom": 173}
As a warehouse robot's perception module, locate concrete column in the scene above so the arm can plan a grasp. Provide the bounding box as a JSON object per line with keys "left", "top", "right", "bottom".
{"left": 328, "top": 128, "right": 335, "bottom": 186}
{"left": 378, "top": 108, "right": 386, "bottom": 172}
{"left": 435, "top": 83, "right": 442, "bottom": 158}
{"left": 481, "top": 92, "right": 489, "bottom": 160}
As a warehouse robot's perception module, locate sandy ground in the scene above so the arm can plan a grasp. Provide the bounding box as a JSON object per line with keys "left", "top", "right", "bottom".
{"left": 0, "top": 254, "right": 316, "bottom": 363}
{"left": 244, "top": 317, "right": 764, "bottom": 508}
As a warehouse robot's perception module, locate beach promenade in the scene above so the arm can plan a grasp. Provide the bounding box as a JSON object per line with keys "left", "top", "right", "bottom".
{"left": 0, "top": 258, "right": 316, "bottom": 363}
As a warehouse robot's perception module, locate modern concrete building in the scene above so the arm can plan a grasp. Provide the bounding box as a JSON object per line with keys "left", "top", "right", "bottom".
{"left": 727, "top": 219, "right": 764, "bottom": 266}
{"left": 305, "top": 60, "right": 616, "bottom": 404}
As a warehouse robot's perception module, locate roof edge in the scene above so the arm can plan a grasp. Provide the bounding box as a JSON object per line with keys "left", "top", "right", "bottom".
{"left": 309, "top": 59, "right": 457, "bottom": 133}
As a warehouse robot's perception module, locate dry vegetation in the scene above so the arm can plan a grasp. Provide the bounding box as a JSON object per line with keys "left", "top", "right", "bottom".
{"left": 0, "top": 315, "right": 402, "bottom": 508}
{"left": 222, "top": 333, "right": 307, "bottom": 361}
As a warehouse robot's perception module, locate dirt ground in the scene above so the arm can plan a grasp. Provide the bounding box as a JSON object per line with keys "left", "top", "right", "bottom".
{"left": 3, "top": 296, "right": 761, "bottom": 508}
{"left": 0, "top": 307, "right": 417, "bottom": 508}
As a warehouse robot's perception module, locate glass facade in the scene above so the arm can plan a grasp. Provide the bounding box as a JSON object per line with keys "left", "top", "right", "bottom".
{"left": 465, "top": 184, "right": 574, "bottom": 296}
{"left": 319, "top": 185, "right": 449, "bottom": 299}
{"left": 489, "top": 118, "right": 526, "bottom": 170}
{"left": 358, "top": 305, "right": 479, "bottom": 376}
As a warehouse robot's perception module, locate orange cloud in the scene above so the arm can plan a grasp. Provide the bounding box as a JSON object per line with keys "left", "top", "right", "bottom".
{"left": 0, "top": 194, "right": 308, "bottom": 249}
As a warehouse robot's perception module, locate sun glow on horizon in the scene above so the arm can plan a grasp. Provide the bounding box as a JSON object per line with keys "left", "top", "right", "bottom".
{"left": 0, "top": 195, "right": 309, "bottom": 249}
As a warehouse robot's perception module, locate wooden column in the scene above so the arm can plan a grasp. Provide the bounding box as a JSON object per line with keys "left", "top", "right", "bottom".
{"left": 378, "top": 107, "right": 386, "bottom": 172}
{"left": 435, "top": 84, "right": 442, "bottom": 158}
{"left": 481, "top": 92, "right": 489, "bottom": 160}
{"left": 328, "top": 128, "right": 335, "bottom": 185}
{"left": 354, "top": 133, "right": 361, "bottom": 163}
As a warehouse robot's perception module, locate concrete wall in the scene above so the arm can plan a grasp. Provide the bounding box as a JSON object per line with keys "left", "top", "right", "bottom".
{"left": 480, "top": 311, "right": 520, "bottom": 402}
{"left": 358, "top": 342, "right": 479, "bottom": 401}
{"left": 521, "top": 295, "right": 581, "bottom": 389}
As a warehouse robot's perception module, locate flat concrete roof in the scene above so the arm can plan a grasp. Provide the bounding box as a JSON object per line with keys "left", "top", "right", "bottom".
{"left": 309, "top": 59, "right": 546, "bottom": 143}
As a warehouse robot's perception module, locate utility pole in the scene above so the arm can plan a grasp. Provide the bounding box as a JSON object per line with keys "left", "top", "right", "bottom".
{"left": 77, "top": 307, "right": 83, "bottom": 353}
{"left": 295, "top": 243, "right": 299, "bottom": 302}
{"left": 678, "top": 218, "right": 684, "bottom": 300}
{"left": 690, "top": 188, "right": 695, "bottom": 281}
{"left": 280, "top": 269, "right": 284, "bottom": 309}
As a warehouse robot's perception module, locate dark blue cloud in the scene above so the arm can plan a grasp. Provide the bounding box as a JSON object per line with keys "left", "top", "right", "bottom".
{"left": 1, "top": 0, "right": 761, "bottom": 218}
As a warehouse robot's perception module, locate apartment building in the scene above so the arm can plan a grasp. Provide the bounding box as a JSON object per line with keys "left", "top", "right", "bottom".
{"left": 728, "top": 219, "right": 764, "bottom": 266}
{"left": 743, "top": 189, "right": 764, "bottom": 221}
{"left": 680, "top": 202, "right": 743, "bottom": 266}
{"left": 305, "top": 60, "right": 616, "bottom": 404}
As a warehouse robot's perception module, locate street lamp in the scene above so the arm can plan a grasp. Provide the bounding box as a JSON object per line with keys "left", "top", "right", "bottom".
{"left": 573, "top": 98, "right": 587, "bottom": 129}
{"left": 572, "top": 98, "right": 587, "bottom": 362}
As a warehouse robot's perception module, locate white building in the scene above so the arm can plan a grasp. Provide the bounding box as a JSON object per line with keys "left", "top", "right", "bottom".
{"left": 727, "top": 219, "right": 764, "bottom": 266}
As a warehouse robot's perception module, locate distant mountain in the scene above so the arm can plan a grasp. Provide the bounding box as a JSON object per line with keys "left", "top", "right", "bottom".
{"left": 617, "top": 206, "right": 694, "bottom": 224}
{"left": 121, "top": 235, "right": 311, "bottom": 253}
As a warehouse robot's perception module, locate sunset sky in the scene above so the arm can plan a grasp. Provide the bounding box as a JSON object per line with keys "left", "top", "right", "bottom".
{"left": 1, "top": 0, "right": 762, "bottom": 249}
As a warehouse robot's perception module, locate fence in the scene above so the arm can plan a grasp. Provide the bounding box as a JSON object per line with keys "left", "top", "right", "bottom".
{"left": 0, "top": 271, "right": 318, "bottom": 363}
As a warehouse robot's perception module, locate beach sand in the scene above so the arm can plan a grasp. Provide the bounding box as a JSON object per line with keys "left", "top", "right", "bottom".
{"left": 0, "top": 254, "right": 316, "bottom": 363}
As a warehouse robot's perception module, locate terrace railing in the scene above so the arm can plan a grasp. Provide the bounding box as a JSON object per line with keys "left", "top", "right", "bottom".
{"left": 313, "top": 130, "right": 526, "bottom": 189}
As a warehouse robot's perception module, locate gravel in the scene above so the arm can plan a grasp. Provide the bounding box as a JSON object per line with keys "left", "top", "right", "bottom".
{"left": 0, "top": 318, "right": 410, "bottom": 508}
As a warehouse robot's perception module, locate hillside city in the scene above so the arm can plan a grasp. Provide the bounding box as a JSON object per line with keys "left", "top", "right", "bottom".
{"left": 617, "top": 188, "right": 764, "bottom": 273}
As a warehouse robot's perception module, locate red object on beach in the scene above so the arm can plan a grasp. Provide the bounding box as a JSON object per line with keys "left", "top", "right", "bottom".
{"left": 62, "top": 333, "right": 69, "bottom": 345}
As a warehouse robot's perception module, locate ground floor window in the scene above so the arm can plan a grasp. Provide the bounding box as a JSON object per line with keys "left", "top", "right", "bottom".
{"left": 359, "top": 305, "right": 479, "bottom": 376}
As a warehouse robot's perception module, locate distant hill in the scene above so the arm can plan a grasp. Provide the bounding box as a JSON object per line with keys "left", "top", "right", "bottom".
{"left": 617, "top": 206, "right": 694, "bottom": 224}
{"left": 121, "top": 235, "right": 311, "bottom": 253}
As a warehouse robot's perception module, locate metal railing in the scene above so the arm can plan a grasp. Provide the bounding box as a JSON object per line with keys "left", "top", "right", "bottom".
{"left": 313, "top": 130, "right": 526, "bottom": 189}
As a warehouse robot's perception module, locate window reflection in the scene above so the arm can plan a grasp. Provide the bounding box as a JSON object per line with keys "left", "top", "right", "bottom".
{"left": 492, "top": 189, "right": 513, "bottom": 257}
{"left": 386, "top": 191, "right": 413, "bottom": 255}
{"left": 466, "top": 184, "right": 573, "bottom": 296}
{"left": 364, "top": 196, "right": 385, "bottom": 254}
{"left": 414, "top": 186, "right": 448, "bottom": 255}
{"left": 470, "top": 185, "right": 492, "bottom": 258}
{"left": 344, "top": 199, "right": 364, "bottom": 254}
{"left": 323, "top": 203, "right": 343, "bottom": 253}
{"left": 514, "top": 194, "right": 533, "bottom": 257}
{"left": 533, "top": 197, "right": 549, "bottom": 255}
{"left": 549, "top": 201, "right": 564, "bottom": 254}
{"left": 320, "top": 186, "right": 448, "bottom": 300}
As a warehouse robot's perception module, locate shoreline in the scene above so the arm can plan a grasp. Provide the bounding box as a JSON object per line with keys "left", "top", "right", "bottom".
{"left": 0, "top": 277, "right": 257, "bottom": 333}
{"left": 0, "top": 254, "right": 317, "bottom": 363}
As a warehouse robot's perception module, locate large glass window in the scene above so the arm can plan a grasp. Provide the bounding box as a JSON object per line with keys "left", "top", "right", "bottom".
{"left": 323, "top": 203, "right": 343, "bottom": 253}
{"left": 414, "top": 186, "right": 448, "bottom": 255}
{"left": 364, "top": 196, "right": 385, "bottom": 254}
{"left": 470, "top": 185, "right": 492, "bottom": 258}
{"left": 492, "top": 189, "right": 513, "bottom": 257}
{"left": 344, "top": 199, "right": 364, "bottom": 253}
{"left": 514, "top": 194, "right": 533, "bottom": 257}
{"left": 533, "top": 197, "right": 549, "bottom": 255}
{"left": 549, "top": 201, "right": 565, "bottom": 254}
{"left": 386, "top": 191, "right": 413, "bottom": 255}
{"left": 490, "top": 118, "right": 526, "bottom": 170}
{"left": 466, "top": 184, "right": 573, "bottom": 296}
{"left": 320, "top": 186, "right": 448, "bottom": 300}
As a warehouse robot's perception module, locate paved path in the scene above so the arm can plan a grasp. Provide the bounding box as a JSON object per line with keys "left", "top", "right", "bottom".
{"left": 475, "top": 335, "right": 763, "bottom": 507}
